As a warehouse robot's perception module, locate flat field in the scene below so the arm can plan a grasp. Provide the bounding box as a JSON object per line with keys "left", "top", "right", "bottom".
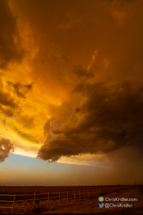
{"left": 0, "top": 185, "right": 135, "bottom": 194}
{"left": 0, "top": 185, "right": 142, "bottom": 215}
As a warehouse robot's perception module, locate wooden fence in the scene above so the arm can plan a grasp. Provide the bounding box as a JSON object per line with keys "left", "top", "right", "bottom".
{"left": 0, "top": 189, "right": 101, "bottom": 214}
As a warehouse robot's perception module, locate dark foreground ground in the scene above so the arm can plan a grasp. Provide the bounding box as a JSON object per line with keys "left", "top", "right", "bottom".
{"left": 11, "top": 208, "right": 143, "bottom": 215}
{"left": 0, "top": 185, "right": 135, "bottom": 194}
{"left": 0, "top": 185, "right": 143, "bottom": 215}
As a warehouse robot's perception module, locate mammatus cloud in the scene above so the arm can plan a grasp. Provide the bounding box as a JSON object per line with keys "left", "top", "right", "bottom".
{"left": 37, "top": 81, "right": 143, "bottom": 162}
{"left": 0, "top": 138, "right": 15, "bottom": 162}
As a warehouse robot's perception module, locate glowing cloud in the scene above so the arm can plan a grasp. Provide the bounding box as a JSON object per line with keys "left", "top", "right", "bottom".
{"left": 0, "top": 138, "right": 15, "bottom": 162}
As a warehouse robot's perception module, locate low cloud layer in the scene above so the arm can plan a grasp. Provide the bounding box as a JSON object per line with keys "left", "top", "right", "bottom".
{"left": 0, "top": 138, "right": 15, "bottom": 162}
{"left": 37, "top": 81, "right": 143, "bottom": 162}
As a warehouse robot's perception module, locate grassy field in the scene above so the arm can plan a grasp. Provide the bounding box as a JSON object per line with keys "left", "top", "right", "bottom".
{"left": 0, "top": 185, "right": 142, "bottom": 214}
{"left": 0, "top": 185, "right": 136, "bottom": 194}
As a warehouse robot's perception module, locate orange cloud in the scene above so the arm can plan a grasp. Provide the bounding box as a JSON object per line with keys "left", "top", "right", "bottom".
{"left": 112, "top": 11, "right": 127, "bottom": 25}
{"left": 0, "top": 0, "right": 143, "bottom": 173}
{"left": 0, "top": 138, "right": 15, "bottom": 162}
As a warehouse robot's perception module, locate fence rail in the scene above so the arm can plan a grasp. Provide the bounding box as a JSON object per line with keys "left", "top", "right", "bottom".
{"left": 0, "top": 189, "right": 101, "bottom": 214}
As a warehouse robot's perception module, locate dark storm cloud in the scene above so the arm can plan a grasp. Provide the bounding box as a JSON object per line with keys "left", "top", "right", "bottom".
{"left": 43, "top": 119, "right": 51, "bottom": 137}
{"left": 37, "top": 81, "right": 143, "bottom": 162}
{"left": 0, "top": 90, "right": 18, "bottom": 108}
{"left": 0, "top": 105, "right": 14, "bottom": 117}
{"left": 7, "top": 81, "right": 33, "bottom": 98}
{"left": 0, "top": 138, "right": 15, "bottom": 162}
{"left": 0, "top": 90, "right": 18, "bottom": 116}
{"left": 0, "top": 0, "right": 25, "bottom": 69}
{"left": 72, "top": 65, "right": 94, "bottom": 79}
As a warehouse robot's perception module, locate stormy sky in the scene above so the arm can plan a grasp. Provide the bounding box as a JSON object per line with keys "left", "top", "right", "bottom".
{"left": 0, "top": 0, "right": 143, "bottom": 185}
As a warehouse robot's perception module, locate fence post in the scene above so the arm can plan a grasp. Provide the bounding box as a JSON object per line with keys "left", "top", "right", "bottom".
{"left": 59, "top": 191, "right": 60, "bottom": 205}
{"left": 47, "top": 192, "right": 49, "bottom": 206}
{"left": 84, "top": 190, "right": 85, "bottom": 200}
{"left": 11, "top": 193, "right": 16, "bottom": 215}
{"left": 74, "top": 191, "right": 75, "bottom": 202}
{"left": 33, "top": 193, "right": 36, "bottom": 206}
{"left": 88, "top": 190, "right": 89, "bottom": 198}
{"left": 94, "top": 190, "right": 95, "bottom": 197}
{"left": 67, "top": 191, "right": 68, "bottom": 204}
